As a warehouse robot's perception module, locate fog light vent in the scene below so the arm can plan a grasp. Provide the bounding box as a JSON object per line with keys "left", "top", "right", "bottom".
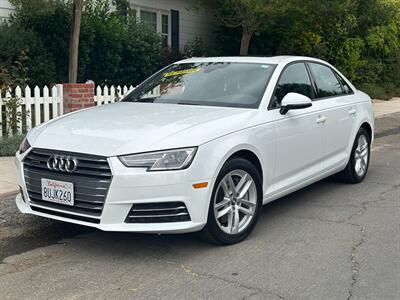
{"left": 125, "top": 202, "right": 191, "bottom": 223}
{"left": 19, "top": 186, "right": 25, "bottom": 202}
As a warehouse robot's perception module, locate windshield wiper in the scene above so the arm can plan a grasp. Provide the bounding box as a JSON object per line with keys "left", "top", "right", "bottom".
{"left": 177, "top": 102, "right": 199, "bottom": 106}
{"left": 135, "top": 97, "right": 156, "bottom": 103}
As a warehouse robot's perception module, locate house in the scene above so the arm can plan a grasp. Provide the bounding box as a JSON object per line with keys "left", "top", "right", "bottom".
{"left": 126, "top": 0, "right": 215, "bottom": 51}
{"left": 0, "top": 0, "right": 215, "bottom": 51}
{"left": 0, "top": 0, "right": 13, "bottom": 21}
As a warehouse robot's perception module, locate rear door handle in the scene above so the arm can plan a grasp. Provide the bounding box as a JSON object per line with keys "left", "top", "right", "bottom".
{"left": 349, "top": 108, "right": 357, "bottom": 116}
{"left": 316, "top": 116, "right": 327, "bottom": 124}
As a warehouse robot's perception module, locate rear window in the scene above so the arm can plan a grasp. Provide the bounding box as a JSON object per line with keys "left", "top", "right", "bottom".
{"left": 309, "top": 63, "right": 343, "bottom": 98}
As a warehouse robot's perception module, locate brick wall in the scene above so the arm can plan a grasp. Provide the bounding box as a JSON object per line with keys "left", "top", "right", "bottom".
{"left": 63, "top": 81, "right": 95, "bottom": 113}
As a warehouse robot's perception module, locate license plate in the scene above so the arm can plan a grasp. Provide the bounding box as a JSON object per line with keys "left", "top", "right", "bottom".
{"left": 41, "top": 178, "right": 74, "bottom": 206}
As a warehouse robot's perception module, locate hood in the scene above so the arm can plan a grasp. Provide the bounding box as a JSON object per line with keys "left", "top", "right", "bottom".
{"left": 28, "top": 102, "right": 257, "bottom": 156}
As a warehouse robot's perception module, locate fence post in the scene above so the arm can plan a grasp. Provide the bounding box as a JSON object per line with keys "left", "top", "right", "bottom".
{"left": 57, "top": 84, "right": 64, "bottom": 115}
{"left": 15, "top": 86, "right": 23, "bottom": 134}
{"left": 63, "top": 80, "right": 95, "bottom": 113}
{"left": 110, "top": 86, "right": 116, "bottom": 103}
{"left": 43, "top": 86, "right": 50, "bottom": 122}
{"left": 34, "top": 86, "right": 41, "bottom": 127}
{"left": 117, "top": 85, "right": 122, "bottom": 100}
{"left": 5, "top": 90, "right": 11, "bottom": 136}
{"left": 25, "top": 86, "right": 32, "bottom": 131}
{"left": 96, "top": 85, "right": 102, "bottom": 106}
{"left": 103, "top": 86, "right": 109, "bottom": 105}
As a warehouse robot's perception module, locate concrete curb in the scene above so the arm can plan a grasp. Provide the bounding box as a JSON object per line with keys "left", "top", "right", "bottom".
{"left": 374, "top": 112, "right": 400, "bottom": 139}
{"left": 0, "top": 190, "right": 18, "bottom": 199}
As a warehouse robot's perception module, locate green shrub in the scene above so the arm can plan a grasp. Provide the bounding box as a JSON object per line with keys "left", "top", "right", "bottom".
{"left": 0, "top": 134, "right": 25, "bottom": 156}
{"left": 358, "top": 82, "right": 400, "bottom": 100}
{"left": 0, "top": 24, "right": 57, "bottom": 86}
{"left": 112, "top": 18, "right": 164, "bottom": 86}
{"left": 183, "top": 37, "right": 218, "bottom": 58}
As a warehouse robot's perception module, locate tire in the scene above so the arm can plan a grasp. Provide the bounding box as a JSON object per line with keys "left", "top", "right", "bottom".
{"left": 199, "top": 157, "right": 263, "bottom": 245}
{"left": 336, "top": 127, "right": 371, "bottom": 184}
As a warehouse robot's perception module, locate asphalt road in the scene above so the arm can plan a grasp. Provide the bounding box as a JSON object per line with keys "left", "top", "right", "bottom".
{"left": 1, "top": 113, "right": 399, "bottom": 300}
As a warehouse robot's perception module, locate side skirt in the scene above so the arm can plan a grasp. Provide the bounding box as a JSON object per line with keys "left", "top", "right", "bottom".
{"left": 262, "top": 163, "right": 347, "bottom": 206}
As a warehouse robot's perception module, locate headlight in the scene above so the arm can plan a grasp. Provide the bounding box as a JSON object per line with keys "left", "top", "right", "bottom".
{"left": 19, "top": 137, "right": 31, "bottom": 154}
{"left": 119, "top": 147, "right": 197, "bottom": 171}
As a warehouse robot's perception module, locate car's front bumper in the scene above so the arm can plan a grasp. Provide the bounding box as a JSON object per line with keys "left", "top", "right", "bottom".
{"left": 15, "top": 150, "right": 215, "bottom": 234}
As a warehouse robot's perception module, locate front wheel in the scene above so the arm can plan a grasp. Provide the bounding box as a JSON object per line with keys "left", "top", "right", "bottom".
{"left": 200, "top": 157, "right": 263, "bottom": 245}
{"left": 336, "top": 127, "right": 371, "bottom": 183}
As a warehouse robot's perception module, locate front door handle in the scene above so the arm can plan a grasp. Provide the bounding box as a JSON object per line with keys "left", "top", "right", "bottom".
{"left": 316, "top": 115, "right": 327, "bottom": 124}
{"left": 349, "top": 108, "right": 357, "bottom": 116}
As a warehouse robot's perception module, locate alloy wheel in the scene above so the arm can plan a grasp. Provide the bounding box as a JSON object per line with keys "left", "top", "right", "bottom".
{"left": 354, "top": 134, "right": 369, "bottom": 177}
{"left": 213, "top": 170, "right": 258, "bottom": 235}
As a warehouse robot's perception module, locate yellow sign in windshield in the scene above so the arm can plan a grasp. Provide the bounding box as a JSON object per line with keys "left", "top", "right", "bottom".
{"left": 164, "top": 68, "right": 201, "bottom": 77}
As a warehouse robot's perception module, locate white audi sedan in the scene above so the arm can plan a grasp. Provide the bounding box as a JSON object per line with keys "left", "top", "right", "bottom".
{"left": 15, "top": 56, "right": 374, "bottom": 244}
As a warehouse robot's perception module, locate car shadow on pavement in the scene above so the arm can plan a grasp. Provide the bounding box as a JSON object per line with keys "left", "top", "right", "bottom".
{"left": 1, "top": 177, "right": 350, "bottom": 262}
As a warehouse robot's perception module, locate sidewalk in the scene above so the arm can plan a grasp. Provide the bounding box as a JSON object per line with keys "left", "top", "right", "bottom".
{"left": 1, "top": 99, "right": 400, "bottom": 197}
{"left": 373, "top": 98, "right": 400, "bottom": 117}
{"left": 0, "top": 157, "right": 18, "bottom": 197}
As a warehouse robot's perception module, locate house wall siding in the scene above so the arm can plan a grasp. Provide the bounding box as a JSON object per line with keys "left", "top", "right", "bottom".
{"left": 0, "top": 0, "right": 13, "bottom": 20}
{"left": 129, "top": 0, "right": 215, "bottom": 50}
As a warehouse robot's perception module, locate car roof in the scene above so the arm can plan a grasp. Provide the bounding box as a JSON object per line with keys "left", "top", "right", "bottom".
{"left": 176, "top": 56, "right": 329, "bottom": 66}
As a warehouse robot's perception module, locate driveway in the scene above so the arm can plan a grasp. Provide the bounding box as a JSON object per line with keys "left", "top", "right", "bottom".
{"left": 0, "top": 113, "right": 399, "bottom": 300}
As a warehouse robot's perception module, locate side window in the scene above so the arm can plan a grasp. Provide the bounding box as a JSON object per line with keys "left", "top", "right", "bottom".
{"left": 271, "top": 63, "right": 314, "bottom": 108}
{"left": 309, "top": 63, "right": 343, "bottom": 97}
{"left": 335, "top": 71, "right": 353, "bottom": 95}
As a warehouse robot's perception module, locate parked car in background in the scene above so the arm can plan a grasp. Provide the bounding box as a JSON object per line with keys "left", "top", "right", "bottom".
{"left": 15, "top": 56, "right": 374, "bottom": 244}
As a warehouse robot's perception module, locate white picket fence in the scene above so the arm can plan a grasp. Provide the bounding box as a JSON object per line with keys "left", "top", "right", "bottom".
{"left": 0, "top": 84, "right": 137, "bottom": 137}
{"left": 0, "top": 85, "right": 63, "bottom": 137}
{"left": 94, "top": 85, "right": 135, "bottom": 106}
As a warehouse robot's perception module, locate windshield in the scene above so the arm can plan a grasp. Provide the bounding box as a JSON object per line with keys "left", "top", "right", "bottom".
{"left": 123, "top": 62, "right": 276, "bottom": 108}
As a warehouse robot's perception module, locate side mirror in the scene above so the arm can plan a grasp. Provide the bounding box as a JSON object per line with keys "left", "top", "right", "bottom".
{"left": 280, "top": 93, "right": 312, "bottom": 115}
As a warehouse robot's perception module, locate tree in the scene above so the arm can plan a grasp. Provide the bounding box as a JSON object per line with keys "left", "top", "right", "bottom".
{"left": 69, "top": 0, "right": 84, "bottom": 83}
{"left": 198, "top": 0, "right": 275, "bottom": 55}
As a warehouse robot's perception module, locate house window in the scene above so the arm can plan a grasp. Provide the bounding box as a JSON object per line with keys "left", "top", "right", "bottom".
{"left": 135, "top": 6, "right": 170, "bottom": 46}
{"left": 161, "top": 14, "right": 169, "bottom": 46}
{"left": 140, "top": 10, "right": 157, "bottom": 30}
{"left": 130, "top": 9, "right": 137, "bottom": 18}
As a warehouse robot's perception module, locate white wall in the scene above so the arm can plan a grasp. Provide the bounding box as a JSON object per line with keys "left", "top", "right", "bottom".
{"left": 129, "top": 0, "right": 215, "bottom": 50}
{"left": 0, "top": 0, "right": 13, "bottom": 20}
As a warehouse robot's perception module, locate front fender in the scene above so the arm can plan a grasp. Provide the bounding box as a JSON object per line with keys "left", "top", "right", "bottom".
{"left": 194, "top": 123, "right": 276, "bottom": 198}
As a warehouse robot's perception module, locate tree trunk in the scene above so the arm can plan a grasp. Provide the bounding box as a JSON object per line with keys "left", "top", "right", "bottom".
{"left": 68, "top": 0, "right": 84, "bottom": 83}
{"left": 239, "top": 27, "right": 253, "bottom": 56}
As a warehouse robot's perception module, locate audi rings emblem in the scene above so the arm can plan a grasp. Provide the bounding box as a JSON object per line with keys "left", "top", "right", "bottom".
{"left": 47, "top": 155, "right": 78, "bottom": 173}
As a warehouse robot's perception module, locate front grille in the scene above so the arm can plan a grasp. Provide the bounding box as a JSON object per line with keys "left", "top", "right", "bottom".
{"left": 125, "top": 202, "right": 191, "bottom": 223}
{"left": 23, "top": 148, "right": 112, "bottom": 217}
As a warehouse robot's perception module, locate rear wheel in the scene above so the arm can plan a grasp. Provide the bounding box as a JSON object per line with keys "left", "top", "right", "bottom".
{"left": 200, "top": 157, "right": 262, "bottom": 245}
{"left": 336, "top": 127, "right": 370, "bottom": 183}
